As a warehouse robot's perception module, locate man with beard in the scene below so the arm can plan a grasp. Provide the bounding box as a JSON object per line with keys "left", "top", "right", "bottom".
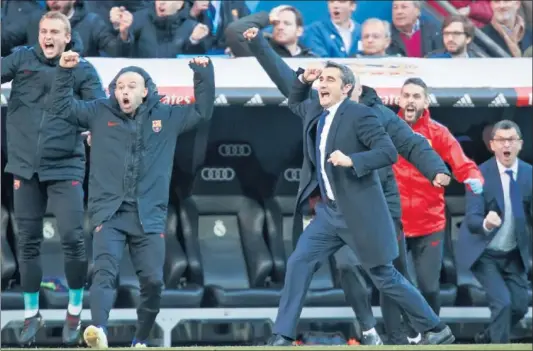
{"left": 49, "top": 51, "right": 214, "bottom": 348}
{"left": 393, "top": 77, "right": 484, "bottom": 344}
{"left": 1, "top": 0, "right": 131, "bottom": 57}
{"left": 240, "top": 27, "right": 454, "bottom": 345}
{"left": 1, "top": 11, "right": 105, "bottom": 346}
{"left": 427, "top": 15, "right": 479, "bottom": 58}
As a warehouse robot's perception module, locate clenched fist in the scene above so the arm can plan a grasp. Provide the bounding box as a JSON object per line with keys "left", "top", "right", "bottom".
{"left": 328, "top": 150, "right": 353, "bottom": 167}
{"left": 109, "top": 6, "right": 124, "bottom": 29}
{"left": 189, "top": 56, "right": 210, "bottom": 67}
{"left": 302, "top": 66, "right": 322, "bottom": 83}
{"left": 243, "top": 27, "right": 259, "bottom": 41}
{"left": 432, "top": 173, "right": 451, "bottom": 188}
{"left": 59, "top": 50, "right": 80, "bottom": 68}
{"left": 191, "top": 23, "right": 210, "bottom": 42}
{"left": 484, "top": 211, "right": 502, "bottom": 231}
{"left": 119, "top": 10, "right": 133, "bottom": 37}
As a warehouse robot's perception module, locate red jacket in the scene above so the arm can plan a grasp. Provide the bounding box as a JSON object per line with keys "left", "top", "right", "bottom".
{"left": 393, "top": 110, "right": 483, "bottom": 237}
{"left": 449, "top": 0, "right": 493, "bottom": 27}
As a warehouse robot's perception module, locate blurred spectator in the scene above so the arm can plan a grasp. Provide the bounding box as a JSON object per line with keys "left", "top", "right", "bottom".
{"left": 186, "top": 0, "right": 251, "bottom": 54}
{"left": 225, "top": 5, "right": 315, "bottom": 58}
{"left": 301, "top": 0, "right": 361, "bottom": 58}
{"left": 388, "top": 0, "right": 442, "bottom": 57}
{"left": 481, "top": 0, "right": 532, "bottom": 57}
{"left": 449, "top": 0, "right": 493, "bottom": 27}
{"left": 122, "top": 0, "right": 204, "bottom": 58}
{"left": 520, "top": 0, "right": 532, "bottom": 29}
{"left": 1, "top": 0, "right": 130, "bottom": 57}
{"left": 1, "top": 0, "right": 42, "bottom": 28}
{"left": 85, "top": 0, "right": 150, "bottom": 31}
{"left": 427, "top": 15, "right": 480, "bottom": 58}
{"left": 353, "top": 18, "right": 399, "bottom": 58}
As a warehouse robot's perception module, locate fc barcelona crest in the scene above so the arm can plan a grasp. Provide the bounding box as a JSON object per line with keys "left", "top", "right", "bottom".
{"left": 152, "top": 120, "right": 162, "bottom": 133}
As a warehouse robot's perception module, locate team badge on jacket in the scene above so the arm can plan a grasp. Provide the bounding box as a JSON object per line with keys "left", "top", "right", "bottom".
{"left": 152, "top": 120, "right": 162, "bottom": 133}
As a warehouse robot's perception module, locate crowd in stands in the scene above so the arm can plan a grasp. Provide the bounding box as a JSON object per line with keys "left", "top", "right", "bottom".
{"left": 1, "top": 0, "right": 532, "bottom": 59}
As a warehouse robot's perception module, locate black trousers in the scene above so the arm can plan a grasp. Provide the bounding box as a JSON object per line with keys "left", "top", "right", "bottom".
{"left": 13, "top": 175, "right": 87, "bottom": 293}
{"left": 90, "top": 208, "right": 165, "bottom": 341}
{"left": 334, "top": 219, "right": 413, "bottom": 343}
{"left": 472, "top": 249, "right": 529, "bottom": 343}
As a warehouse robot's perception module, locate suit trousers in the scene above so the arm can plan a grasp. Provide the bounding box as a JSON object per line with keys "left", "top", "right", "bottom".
{"left": 13, "top": 174, "right": 87, "bottom": 293}
{"left": 273, "top": 201, "right": 440, "bottom": 340}
{"left": 90, "top": 207, "right": 165, "bottom": 341}
{"left": 334, "top": 219, "right": 414, "bottom": 343}
{"left": 471, "top": 249, "right": 529, "bottom": 343}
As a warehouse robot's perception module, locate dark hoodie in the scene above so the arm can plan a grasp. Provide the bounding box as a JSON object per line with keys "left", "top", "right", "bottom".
{"left": 244, "top": 32, "right": 449, "bottom": 218}
{"left": 48, "top": 60, "right": 215, "bottom": 233}
{"left": 0, "top": 32, "right": 105, "bottom": 182}
{"left": 124, "top": 3, "right": 199, "bottom": 58}
{"left": 1, "top": 0, "right": 128, "bottom": 57}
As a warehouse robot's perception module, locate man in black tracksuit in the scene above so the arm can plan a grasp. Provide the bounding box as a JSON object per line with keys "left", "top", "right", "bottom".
{"left": 1, "top": 11, "right": 105, "bottom": 346}
{"left": 240, "top": 28, "right": 451, "bottom": 345}
{"left": 49, "top": 50, "right": 215, "bottom": 348}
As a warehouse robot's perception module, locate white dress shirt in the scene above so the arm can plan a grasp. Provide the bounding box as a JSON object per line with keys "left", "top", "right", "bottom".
{"left": 485, "top": 159, "right": 519, "bottom": 252}
{"left": 319, "top": 100, "right": 344, "bottom": 201}
{"left": 333, "top": 20, "right": 355, "bottom": 54}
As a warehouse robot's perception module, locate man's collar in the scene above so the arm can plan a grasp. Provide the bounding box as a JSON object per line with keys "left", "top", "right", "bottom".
{"left": 496, "top": 158, "right": 519, "bottom": 175}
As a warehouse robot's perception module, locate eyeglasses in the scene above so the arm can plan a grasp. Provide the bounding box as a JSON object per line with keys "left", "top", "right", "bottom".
{"left": 492, "top": 137, "right": 522, "bottom": 145}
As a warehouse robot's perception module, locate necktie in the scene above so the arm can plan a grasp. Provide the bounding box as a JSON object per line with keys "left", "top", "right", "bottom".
{"left": 207, "top": 2, "right": 218, "bottom": 35}
{"left": 315, "top": 110, "right": 330, "bottom": 201}
{"left": 505, "top": 169, "right": 524, "bottom": 219}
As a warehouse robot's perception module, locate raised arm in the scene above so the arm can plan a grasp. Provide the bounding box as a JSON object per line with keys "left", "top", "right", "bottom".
{"left": 48, "top": 51, "right": 101, "bottom": 130}
{"left": 224, "top": 12, "right": 271, "bottom": 57}
{"left": 172, "top": 57, "right": 215, "bottom": 135}
{"left": 288, "top": 67, "right": 323, "bottom": 119}
{"left": 350, "top": 105, "right": 398, "bottom": 178}
{"left": 383, "top": 107, "right": 450, "bottom": 181}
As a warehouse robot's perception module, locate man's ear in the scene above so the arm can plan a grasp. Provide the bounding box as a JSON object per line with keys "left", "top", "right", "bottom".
{"left": 143, "top": 87, "right": 148, "bottom": 98}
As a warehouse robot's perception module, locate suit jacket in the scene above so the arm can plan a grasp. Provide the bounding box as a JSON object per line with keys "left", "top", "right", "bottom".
{"left": 387, "top": 21, "right": 442, "bottom": 57}
{"left": 456, "top": 157, "right": 533, "bottom": 272}
{"left": 288, "top": 77, "right": 399, "bottom": 267}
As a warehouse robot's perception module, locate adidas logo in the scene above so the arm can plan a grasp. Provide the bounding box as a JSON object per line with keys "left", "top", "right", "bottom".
{"left": 428, "top": 93, "right": 439, "bottom": 107}
{"left": 453, "top": 94, "right": 475, "bottom": 107}
{"left": 279, "top": 98, "right": 288, "bottom": 106}
{"left": 244, "top": 94, "right": 264, "bottom": 106}
{"left": 214, "top": 94, "right": 229, "bottom": 106}
{"left": 488, "top": 93, "right": 509, "bottom": 107}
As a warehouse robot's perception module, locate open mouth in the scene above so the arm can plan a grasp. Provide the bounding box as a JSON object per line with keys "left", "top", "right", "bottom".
{"left": 503, "top": 151, "right": 511, "bottom": 157}
{"left": 44, "top": 43, "right": 55, "bottom": 50}
{"left": 122, "top": 97, "right": 131, "bottom": 107}
{"left": 406, "top": 106, "right": 416, "bottom": 113}
{"left": 332, "top": 10, "right": 340, "bottom": 17}
{"left": 158, "top": 7, "right": 166, "bottom": 14}
{"left": 320, "top": 92, "right": 330, "bottom": 98}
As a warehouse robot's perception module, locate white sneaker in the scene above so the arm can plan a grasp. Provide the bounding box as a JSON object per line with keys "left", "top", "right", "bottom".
{"left": 83, "top": 325, "right": 108, "bottom": 348}
{"left": 407, "top": 333, "right": 422, "bottom": 345}
{"left": 133, "top": 342, "right": 147, "bottom": 347}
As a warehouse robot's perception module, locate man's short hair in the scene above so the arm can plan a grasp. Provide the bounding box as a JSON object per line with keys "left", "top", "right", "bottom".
{"left": 491, "top": 120, "right": 522, "bottom": 139}
{"left": 362, "top": 18, "right": 391, "bottom": 38}
{"left": 279, "top": 6, "right": 304, "bottom": 27}
{"left": 442, "top": 14, "right": 475, "bottom": 39}
{"left": 40, "top": 11, "right": 71, "bottom": 33}
{"left": 324, "top": 61, "right": 356, "bottom": 97}
{"left": 402, "top": 77, "right": 428, "bottom": 95}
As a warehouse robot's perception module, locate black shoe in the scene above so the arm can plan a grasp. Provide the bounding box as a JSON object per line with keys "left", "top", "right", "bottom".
{"left": 421, "top": 325, "right": 455, "bottom": 345}
{"left": 360, "top": 332, "right": 384, "bottom": 345}
{"left": 19, "top": 313, "right": 44, "bottom": 346}
{"left": 62, "top": 312, "right": 82, "bottom": 346}
{"left": 474, "top": 331, "right": 490, "bottom": 344}
{"left": 266, "top": 334, "right": 294, "bottom": 346}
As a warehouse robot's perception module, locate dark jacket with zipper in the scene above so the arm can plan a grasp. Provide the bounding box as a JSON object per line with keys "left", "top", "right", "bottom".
{"left": 0, "top": 34, "right": 104, "bottom": 182}
{"left": 224, "top": 11, "right": 316, "bottom": 58}
{"left": 245, "top": 33, "right": 449, "bottom": 219}
{"left": 47, "top": 61, "right": 215, "bottom": 233}
{"left": 124, "top": 4, "right": 199, "bottom": 58}
{"left": 1, "top": 0, "right": 128, "bottom": 57}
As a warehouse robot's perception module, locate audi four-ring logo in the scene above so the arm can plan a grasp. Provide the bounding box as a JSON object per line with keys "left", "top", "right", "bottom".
{"left": 284, "top": 168, "right": 301, "bottom": 182}
{"left": 201, "top": 168, "right": 236, "bottom": 181}
{"left": 218, "top": 144, "right": 252, "bottom": 157}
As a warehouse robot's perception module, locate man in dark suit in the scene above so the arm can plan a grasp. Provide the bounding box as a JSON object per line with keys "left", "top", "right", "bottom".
{"left": 267, "top": 62, "right": 455, "bottom": 346}
{"left": 457, "top": 120, "right": 532, "bottom": 344}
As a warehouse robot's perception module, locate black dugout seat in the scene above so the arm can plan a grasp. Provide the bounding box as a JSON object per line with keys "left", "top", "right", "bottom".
{"left": 117, "top": 206, "right": 204, "bottom": 308}
{"left": 37, "top": 206, "right": 91, "bottom": 309}
{"left": 1, "top": 206, "right": 24, "bottom": 309}
{"left": 264, "top": 168, "right": 345, "bottom": 306}
{"left": 446, "top": 196, "right": 487, "bottom": 306}
{"left": 179, "top": 166, "right": 279, "bottom": 307}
